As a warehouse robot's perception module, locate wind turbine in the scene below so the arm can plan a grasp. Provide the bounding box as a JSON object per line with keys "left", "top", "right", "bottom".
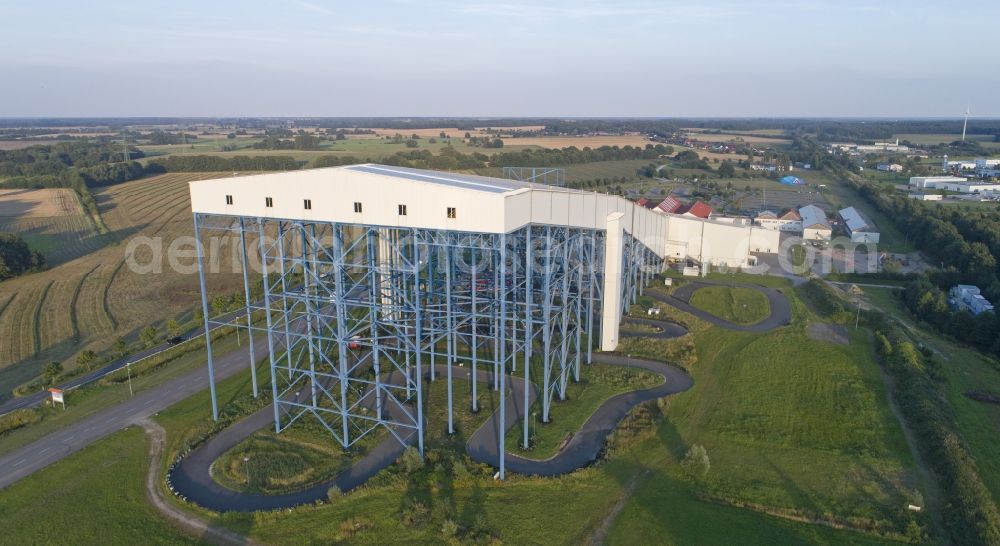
{"left": 962, "top": 104, "right": 970, "bottom": 142}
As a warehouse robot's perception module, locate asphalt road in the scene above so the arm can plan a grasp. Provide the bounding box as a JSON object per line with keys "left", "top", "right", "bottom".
{"left": 0, "top": 309, "right": 247, "bottom": 417}
{"left": 650, "top": 280, "right": 792, "bottom": 332}
{"left": 0, "top": 334, "right": 268, "bottom": 490}
{"left": 170, "top": 327, "right": 695, "bottom": 512}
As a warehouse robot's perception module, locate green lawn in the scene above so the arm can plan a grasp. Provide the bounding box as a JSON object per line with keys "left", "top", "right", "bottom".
{"left": 689, "top": 285, "right": 771, "bottom": 324}
{"left": 215, "top": 418, "right": 385, "bottom": 495}
{"left": 0, "top": 427, "right": 202, "bottom": 545}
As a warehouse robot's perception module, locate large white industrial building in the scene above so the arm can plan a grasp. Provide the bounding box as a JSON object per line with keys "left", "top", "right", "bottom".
{"left": 186, "top": 164, "right": 783, "bottom": 475}
{"left": 909, "top": 176, "right": 1000, "bottom": 193}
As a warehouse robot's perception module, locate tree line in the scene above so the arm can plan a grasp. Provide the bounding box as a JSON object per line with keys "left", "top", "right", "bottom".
{"left": 0, "top": 141, "right": 145, "bottom": 178}
{"left": 0, "top": 232, "right": 46, "bottom": 280}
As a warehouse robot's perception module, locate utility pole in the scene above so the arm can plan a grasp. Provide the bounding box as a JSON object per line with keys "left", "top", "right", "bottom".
{"left": 126, "top": 361, "right": 134, "bottom": 397}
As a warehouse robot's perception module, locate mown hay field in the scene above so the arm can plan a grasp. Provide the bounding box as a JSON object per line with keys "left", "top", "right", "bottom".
{"left": 0, "top": 172, "right": 246, "bottom": 398}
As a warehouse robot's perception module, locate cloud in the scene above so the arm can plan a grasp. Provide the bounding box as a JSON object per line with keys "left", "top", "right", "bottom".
{"left": 286, "top": 0, "right": 336, "bottom": 16}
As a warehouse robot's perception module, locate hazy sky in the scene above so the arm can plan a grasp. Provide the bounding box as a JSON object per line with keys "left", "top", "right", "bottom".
{"left": 2, "top": 0, "right": 998, "bottom": 117}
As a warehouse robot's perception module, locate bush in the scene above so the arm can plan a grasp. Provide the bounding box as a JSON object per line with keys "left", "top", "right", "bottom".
{"left": 327, "top": 485, "right": 342, "bottom": 501}
{"left": 681, "top": 444, "right": 711, "bottom": 478}
{"left": 400, "top": 446, "right": 424, "bottom": 474}
{"left": 0, "top": 409, "right": 42, "bottom": 436}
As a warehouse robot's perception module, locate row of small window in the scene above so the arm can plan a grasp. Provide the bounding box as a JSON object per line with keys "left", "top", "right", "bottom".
{"left": 225, "top": 195, "right": 456, "bottom": 218}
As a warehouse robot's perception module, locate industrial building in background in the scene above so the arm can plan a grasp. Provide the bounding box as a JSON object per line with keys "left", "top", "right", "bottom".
{"left": 187, "top": 164, "right": 776, "bottom": 478}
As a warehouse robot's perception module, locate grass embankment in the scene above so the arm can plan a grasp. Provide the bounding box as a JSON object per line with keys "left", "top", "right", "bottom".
{"left": 0, "top": 427, "right": 201, "bottom": 545}
{"left": 612, "top": 277, "right": 928, "bottom": 543}
{"left": 0, "top": 326, "right": 248, "bottom": 456}
{"left": 865, "top": 287, "right": 1000, "bottom": 512}
{"left": 689, "top": 285, "right": 771, "bottom": 324}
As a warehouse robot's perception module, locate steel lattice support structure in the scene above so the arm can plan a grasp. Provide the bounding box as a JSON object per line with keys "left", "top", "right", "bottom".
{"left": 193, "top": 211, "right": 660, "bottom": 479}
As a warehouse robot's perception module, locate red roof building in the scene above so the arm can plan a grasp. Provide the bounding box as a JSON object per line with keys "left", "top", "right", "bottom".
{"left": 677, "top": 200, "right": 713, "bottom": 219}
{"left": 654, "top": 196, "right": 682, "bottom": 214}
{"left": 779, "top": 209, "right": 801, "bottom": 221}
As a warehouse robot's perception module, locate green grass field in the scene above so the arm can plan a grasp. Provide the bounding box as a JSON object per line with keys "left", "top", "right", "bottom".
{"left": 0, "top": 271, "right": 925, "bottom": 545}
{"left": 0, "top": 427, "right": 201, "bottom": 545}
{"left": 216, "top": 418, "right": 383, "bottom": 494}
{"left": 689, "top": 285, "right": 771, "bottom": 324}
{"left": 505, "top": 362, "right": 663, "bottom": 459}
{"left": 864, "top": 287, "right": 1000, "bottom": 508}
{"left": 140, "top": 137, "right": 539, "bottom": 166}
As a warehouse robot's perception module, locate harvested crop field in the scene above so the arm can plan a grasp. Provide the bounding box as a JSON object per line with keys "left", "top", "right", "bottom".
{"left": 0, "top": 172, "right": 247, "bottom": 399}
{"left": 0, "top": 189, "right": 79, "bottom": 217}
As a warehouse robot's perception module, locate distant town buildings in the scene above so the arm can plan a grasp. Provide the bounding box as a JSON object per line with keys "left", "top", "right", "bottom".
{"left": 839, "top": 206, "right": 880, "bottom": 244}
{"left": 877, "top": 163, "right": 903, "bottom": 172}
{"left": 830, "top": 140, "right": 910, "bottom": 154}
{"left": 950, "top": 285, "right": 995, "bottom": 315}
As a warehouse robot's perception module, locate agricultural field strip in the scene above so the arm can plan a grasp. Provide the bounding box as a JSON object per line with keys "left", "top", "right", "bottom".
{"left": 68, "top": 265, "right": 100, "bottom": 343}
{"left": 31, "top": 281, "right": 53, "bottom": 355}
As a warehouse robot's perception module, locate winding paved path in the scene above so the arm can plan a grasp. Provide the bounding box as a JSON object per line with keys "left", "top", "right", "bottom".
{"left": 170, "top": 337, "right": 694, "bottom": 512}
{"left": 649, "top": 280, "right": 792, "bottom": 332}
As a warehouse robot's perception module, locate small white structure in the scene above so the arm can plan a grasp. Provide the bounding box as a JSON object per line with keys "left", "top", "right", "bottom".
{"left": 950, "top": 285, "right": 995, "bottom": 315}
{"left": 908, "top": 193, "right": 943, "bottom": 201}
{"left": 799, "top": 204, "right": 831, "bottom": 241}
{"left": 839, "top": 206, "right": 880, "bottom": 244}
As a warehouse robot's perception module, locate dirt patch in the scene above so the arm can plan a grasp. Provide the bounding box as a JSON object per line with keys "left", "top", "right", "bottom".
{"left": 586, "top": 469, "right": 648, "bottom": 546}
{"left": 807, "top": 322, "right": 849, "bottom": 345}
{"left": 0, "top": 188, "right": 79, "bottom": 217}
{"left": 139, "top": 419, "right": 257, "bottom": 546}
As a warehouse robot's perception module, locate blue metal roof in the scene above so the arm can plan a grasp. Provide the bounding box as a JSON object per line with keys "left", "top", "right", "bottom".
{"left": 346, "top": 164, "right": 532, "bottom": 194}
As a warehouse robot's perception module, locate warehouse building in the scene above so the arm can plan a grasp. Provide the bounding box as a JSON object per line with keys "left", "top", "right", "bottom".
{"left": 799, "top": 204, "right": 832, "bottom": 241}
{"left": 908, "top": 176, "right": 1000, "bottom": 193}
{"left": 839, "top": 206, "right": 880, "bottom": 243}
